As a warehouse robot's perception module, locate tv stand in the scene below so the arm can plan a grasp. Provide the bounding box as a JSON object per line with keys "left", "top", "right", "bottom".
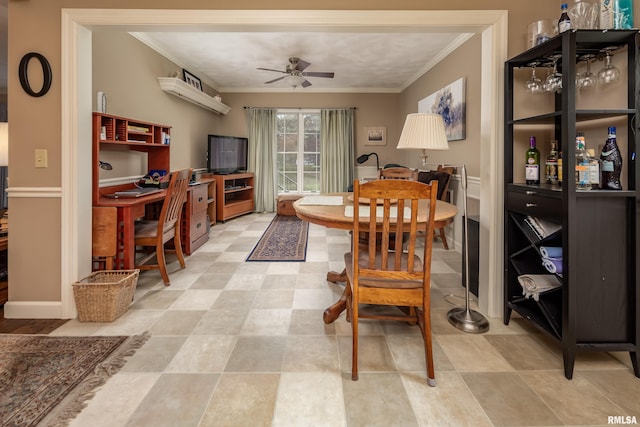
{"left": 209, "top": 173, "right": 254, "bottom": 222}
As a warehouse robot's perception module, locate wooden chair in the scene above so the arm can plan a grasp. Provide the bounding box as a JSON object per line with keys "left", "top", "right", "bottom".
{"left": 378, "top": 166, "right": 418, "bottom": 180}
{"left": 345, "top": 178, "right": 438, "bottom": 386}
{"left": 134, "top": 168, "right": 192, "bottom": 285}
{"left": 418, "top": 165, "right": 455, "bottom": 249}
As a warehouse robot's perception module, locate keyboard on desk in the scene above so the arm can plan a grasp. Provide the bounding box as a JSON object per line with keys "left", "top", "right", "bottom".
{"left": 109, "top": 187, "right": 162, "bottom": 198}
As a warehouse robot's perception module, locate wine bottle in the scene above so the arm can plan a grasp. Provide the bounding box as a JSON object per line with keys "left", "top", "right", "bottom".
{"left": 558, "top": 3, "right": 572, "bottom": 33}
{"left": 545, "top": 140, "right": 559, "bottom": 185}
{"left": 575, "top": 133, "right": 591, "bottom": 190}
{"left": 526, "top": 136, "right": 540, "bottom": 185}
{"left": 600, "top": 126, "right": 622, "bottom": 190}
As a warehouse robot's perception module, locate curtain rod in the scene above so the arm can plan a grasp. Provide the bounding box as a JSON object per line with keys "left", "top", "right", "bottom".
{"left": 243, "top": 106, "right": 357, "bottom": 110}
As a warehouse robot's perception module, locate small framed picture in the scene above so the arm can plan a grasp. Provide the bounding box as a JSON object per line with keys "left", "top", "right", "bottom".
{"left": 365, "top": 127, "right": 386, "bottom": 145}
{"left": 183, "top": 69, "right": 203, "bottom": 91}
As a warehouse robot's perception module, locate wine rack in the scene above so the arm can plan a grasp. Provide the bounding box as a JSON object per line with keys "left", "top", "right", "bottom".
{"left": 503, "top": 30, "right": 639, "bottom": 379}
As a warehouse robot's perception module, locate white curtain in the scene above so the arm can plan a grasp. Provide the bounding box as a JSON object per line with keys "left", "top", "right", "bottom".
{"left": 320, "top": 109, "right": 354, "bottom": 193}
{"left": 246, "top": 108, "right": 277, "bottom": 212}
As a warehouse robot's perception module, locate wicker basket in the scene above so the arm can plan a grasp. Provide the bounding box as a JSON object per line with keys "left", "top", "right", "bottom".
{"left": 73, "top": 270, "right": 139, "bottom": 322}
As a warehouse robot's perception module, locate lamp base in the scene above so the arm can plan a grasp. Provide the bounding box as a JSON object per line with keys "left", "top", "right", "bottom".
{"left": 447, "top": 307, "right": 490, "bottom": 334}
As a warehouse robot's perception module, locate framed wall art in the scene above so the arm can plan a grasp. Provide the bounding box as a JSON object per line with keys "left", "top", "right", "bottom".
{"left": 364, "top": 127, "right": 386, "bottom": 146}
{"left": 183, "top": 69, "right": 203, "bottom": 91}
{"left": 418, "top": 77, "right": 466, "bottom": 141}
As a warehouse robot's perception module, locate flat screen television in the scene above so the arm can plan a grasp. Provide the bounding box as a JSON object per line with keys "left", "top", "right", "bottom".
{"left": 207, "top": 134, "right": 248, "bottom": 174}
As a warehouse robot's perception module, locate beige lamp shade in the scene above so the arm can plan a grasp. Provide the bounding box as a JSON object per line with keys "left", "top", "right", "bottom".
{"left": 396, "top": 113, "right": 449, "bottom": 151}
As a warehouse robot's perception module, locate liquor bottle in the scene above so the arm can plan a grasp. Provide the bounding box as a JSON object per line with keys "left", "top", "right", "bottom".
{"left": 545, "top": 140, "right": 559, "bottom": 185}
{"left": 525, "top": 136, "right": 540, "bottom": 185}
{"left": 599, "top": 0, "right": 614, "bottom": 29}
{"left": 587, "top": 149, "right": 600, "bottom": 189}
{"left": 575, "top": 133, "right": 591, "bottom": 190}
{"left": 558, "top": 3, "right": 572, "bottom": 32}
{"left": 600, "top": 126, "right": 622, "bottom": 190}
{"left": 558, "top": 151, "right": 563, "bottom": 185}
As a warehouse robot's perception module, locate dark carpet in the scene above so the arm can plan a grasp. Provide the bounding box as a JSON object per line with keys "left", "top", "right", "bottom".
{"left": 0, "top": 332, "right": 149, "bottom": 427}
{"left": 246, "top": 215, "right": 309, "bottom": 262}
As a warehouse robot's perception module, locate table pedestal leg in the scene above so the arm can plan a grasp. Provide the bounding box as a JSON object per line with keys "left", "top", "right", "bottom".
{"left": 324, "top": 268, "right": 347, "bottom": 324}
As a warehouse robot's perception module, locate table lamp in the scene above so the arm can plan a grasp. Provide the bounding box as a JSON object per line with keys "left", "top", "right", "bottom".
{"left": 356, "top": 152, "right": 379, "bottom": 172}
{"left": 397, "top": 113, "right": 489, "bottom": 334}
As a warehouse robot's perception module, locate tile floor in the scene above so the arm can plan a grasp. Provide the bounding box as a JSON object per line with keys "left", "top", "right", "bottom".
{"left": 51, "top": 213, "right": 639, "bottom": 426}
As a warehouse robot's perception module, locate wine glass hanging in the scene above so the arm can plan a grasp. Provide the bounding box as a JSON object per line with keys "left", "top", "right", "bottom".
{"left": 525, "top": 62, "right": 543, "bottom": 94}
{"left": 523, "top": 47, "right": 623, "bottom": 93}
{"left": 597, "top": 48, "right": 620, "bottom": 85}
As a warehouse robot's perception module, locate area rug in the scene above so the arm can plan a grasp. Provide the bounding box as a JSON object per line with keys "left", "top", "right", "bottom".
{"left": 0, "top": 332, "right": 150, "bottom": 427}
{"left": 246, "top": 215, "right": 309, "bottom": 262}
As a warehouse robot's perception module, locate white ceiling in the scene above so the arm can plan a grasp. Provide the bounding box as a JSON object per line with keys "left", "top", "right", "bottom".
{"left": 132, "top": 30, "right": 473, "bottom": 93}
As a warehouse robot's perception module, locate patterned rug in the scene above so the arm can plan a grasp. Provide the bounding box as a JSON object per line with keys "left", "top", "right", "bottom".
{"left": 0, "top": 332, "right": 150, "bottom": 427}
{"left": 246, "top": 215, "right": 309, "bottom": 262}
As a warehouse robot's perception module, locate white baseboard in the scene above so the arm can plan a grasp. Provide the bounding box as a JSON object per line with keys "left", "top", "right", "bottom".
{"left": 3, "top": 301, "right": 68, "bottom": 319}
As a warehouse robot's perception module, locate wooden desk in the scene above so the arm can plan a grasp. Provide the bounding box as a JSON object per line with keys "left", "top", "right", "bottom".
{"left": 95, "top": 190, "right": 167, "bottom": 270}
{"left": 293, "top": 193, "right": 457, "bottom": 324}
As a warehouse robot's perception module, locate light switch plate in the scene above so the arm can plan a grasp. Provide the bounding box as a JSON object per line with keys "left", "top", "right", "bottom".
{"left": 35, "top": 149, "right": 48, "bottom": 168}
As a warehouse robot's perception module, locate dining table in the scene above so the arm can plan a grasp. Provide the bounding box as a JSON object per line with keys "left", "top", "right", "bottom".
{"left": 293, "top": 192, "right": 458, "bottom": 324}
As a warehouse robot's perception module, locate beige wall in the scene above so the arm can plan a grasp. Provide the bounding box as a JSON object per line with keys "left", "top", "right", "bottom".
{"left": 93, "top": 32, "right": 222, "bottom": 174}
{"left": 8, "top": 0, "right": 570, "bottom": 313}
{"left": 398, "top": 34, "right": 482, "bottom": 176}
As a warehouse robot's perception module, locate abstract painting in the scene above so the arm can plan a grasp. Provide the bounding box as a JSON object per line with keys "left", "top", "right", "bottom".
{"left": 418, "top": 77, "right": 466, "bottom": 141}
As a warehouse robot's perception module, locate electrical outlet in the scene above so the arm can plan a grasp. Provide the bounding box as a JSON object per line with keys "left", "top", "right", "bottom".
{"left": 35, "top": 149, "right": 48, "bottom": 168}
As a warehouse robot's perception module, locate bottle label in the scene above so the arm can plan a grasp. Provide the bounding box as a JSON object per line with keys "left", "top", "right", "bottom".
{"left": 526, "top": 164, "right": 539, "bottom": 181}
{"left": 602, "top": 159, "right": 615, "bottom": 172}
{"left": 559, "top": 20, "right": 571, "bottom": 32}
{"left": 589, "top": 161, "right": 600, "bottom": 185}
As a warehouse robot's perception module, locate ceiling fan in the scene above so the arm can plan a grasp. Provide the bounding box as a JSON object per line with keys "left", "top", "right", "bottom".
{"left": 257, "top": 57, "right": 335, "bottom": 87}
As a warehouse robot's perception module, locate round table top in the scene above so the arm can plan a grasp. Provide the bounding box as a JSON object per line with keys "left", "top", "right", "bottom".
{"left": 293, "top": 192, "right": 457, "bottom": 230}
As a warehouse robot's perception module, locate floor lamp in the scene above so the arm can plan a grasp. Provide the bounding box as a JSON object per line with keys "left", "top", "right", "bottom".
{"left": 396, "top": 113, "right": 489, "bottom": 334}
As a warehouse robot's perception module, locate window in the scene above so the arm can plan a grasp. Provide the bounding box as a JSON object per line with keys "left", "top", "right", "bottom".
{"left": 276, "top": 110, "right": 320, "bottom": 193}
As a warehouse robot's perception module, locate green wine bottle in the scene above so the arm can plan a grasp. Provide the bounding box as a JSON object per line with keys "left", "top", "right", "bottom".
{"left": 526, "top": 136, "right": 540, "bottom": 185}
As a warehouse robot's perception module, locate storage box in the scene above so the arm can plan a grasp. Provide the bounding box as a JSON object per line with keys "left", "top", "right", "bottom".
{"left": 73, "top": 270, "right": 139, "bottom": 322}
{"left": 277, "top": 194, "right": 304, "bottom": 216}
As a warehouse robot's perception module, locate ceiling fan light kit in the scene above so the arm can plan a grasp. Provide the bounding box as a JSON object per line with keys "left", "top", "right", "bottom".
{"left": 285, "top": 75, "right": 307, "bottom": 87}
{"left": 258, "top": 57, "right": 334, "bottom": 88}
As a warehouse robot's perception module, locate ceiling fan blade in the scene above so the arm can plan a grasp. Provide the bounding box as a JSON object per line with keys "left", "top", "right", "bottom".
{"left": 257, "top": 67, "right": 287, "bottom": 74}
{"left": 295, "top": 59, "right": 311, "bottom": 71}
{"left": 265, "top": 76, "right": 286, "bottom": 84}
{"left": 301, "top": 80, "right": 312, "bottom": 88}
{"left": 302, "top": 71, "right": 335, "bottom": 78}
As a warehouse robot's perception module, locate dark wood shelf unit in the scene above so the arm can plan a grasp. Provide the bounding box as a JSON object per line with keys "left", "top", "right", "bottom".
{"left": 504, "top": 30, "right": 639, "bottom": 379}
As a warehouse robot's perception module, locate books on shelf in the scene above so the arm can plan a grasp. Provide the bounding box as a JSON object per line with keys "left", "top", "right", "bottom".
{"left": 524, "top": 215, "right": 561, "bottom": 240}
{"left": 127, "top": 125, "right": 150, "bottom": 133}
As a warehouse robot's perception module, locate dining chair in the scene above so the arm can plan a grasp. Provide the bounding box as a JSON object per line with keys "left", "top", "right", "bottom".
{"left": 345, "top": 178, "right": 438, "bottom": 386}
{"left": 418, "top": 165, "right": 455, "bottom": 249}
{"left": 134, "top": 168, "right": 192, "bottom": 285}
{"left": 378, "top": 166, "right": 418, "bottom": 180}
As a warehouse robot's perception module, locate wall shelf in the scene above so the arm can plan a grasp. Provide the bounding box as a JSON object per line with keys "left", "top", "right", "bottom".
{"left": 157, "top": 77, "right": 231, "bottom": 115}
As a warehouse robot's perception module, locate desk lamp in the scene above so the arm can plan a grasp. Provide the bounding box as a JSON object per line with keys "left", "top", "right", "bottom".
{"left": 356, "top": 152, "right": 379, "bottom": 171}
{"left": 397, "top": 113, "right": 489, "bottom": 334}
